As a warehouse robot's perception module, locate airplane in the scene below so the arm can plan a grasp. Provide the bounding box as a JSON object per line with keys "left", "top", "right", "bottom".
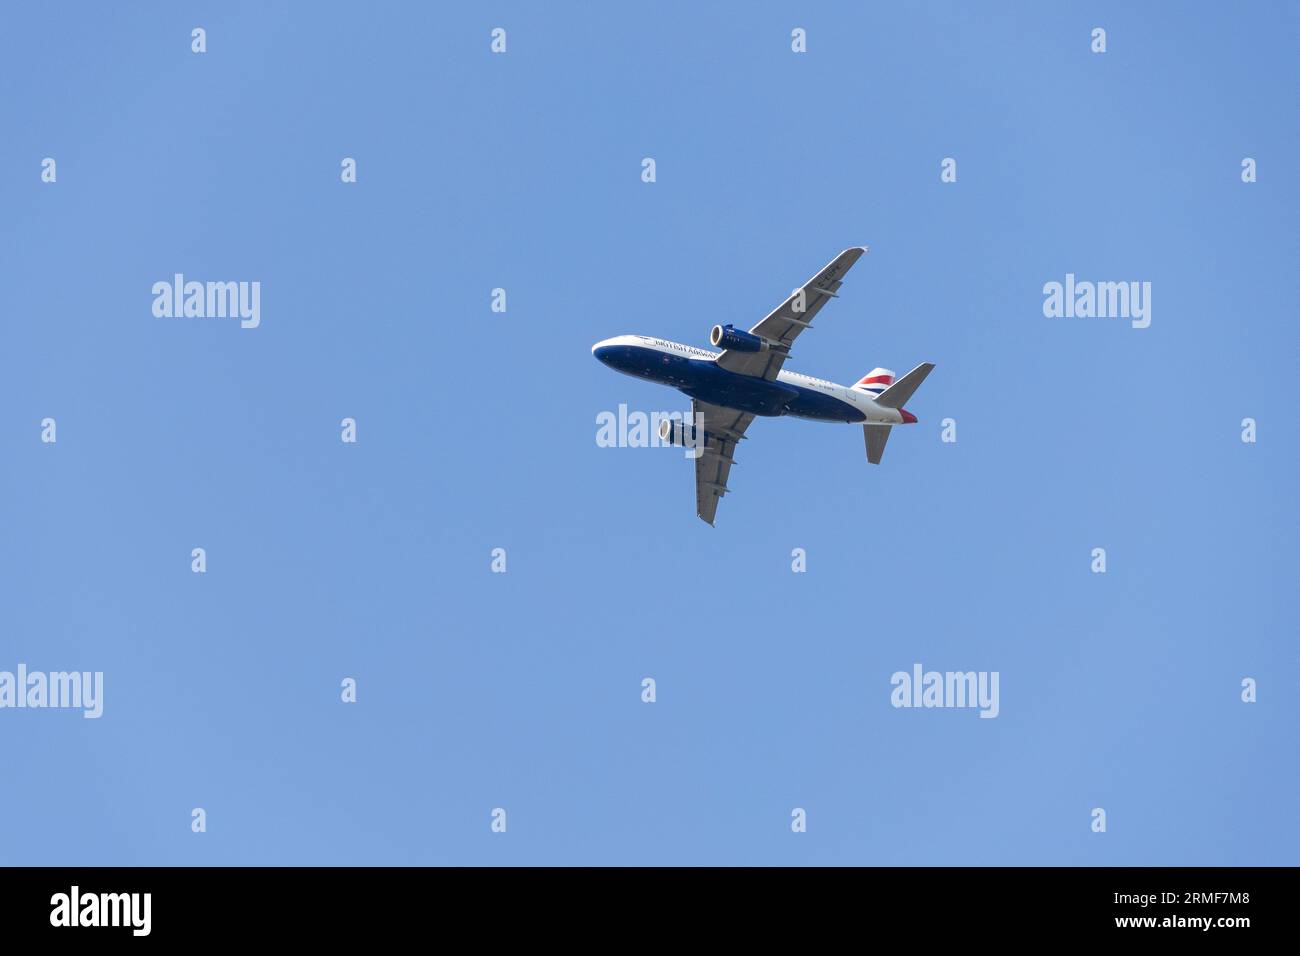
{"left": 592, "top": 247, "right": 934, "bottom": 525}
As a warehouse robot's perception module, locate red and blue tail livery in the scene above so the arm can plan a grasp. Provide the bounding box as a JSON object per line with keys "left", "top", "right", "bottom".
{"left": 852, "top": 368, "right": 895, "bottom": 396}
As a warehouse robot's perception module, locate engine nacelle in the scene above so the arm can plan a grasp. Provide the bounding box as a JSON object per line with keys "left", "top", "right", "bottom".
{"left": 710, "top": 323, "right": 767, "bottom": 352}
{"left": 658, "top": 418, "right": 701, "bottom": 447}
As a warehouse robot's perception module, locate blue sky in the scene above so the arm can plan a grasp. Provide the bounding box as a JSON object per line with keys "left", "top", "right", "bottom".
{"left": 1, "top": 2, "right": 1296, "bottom": 865}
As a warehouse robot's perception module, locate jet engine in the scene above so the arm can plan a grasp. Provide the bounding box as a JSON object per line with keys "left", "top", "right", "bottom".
{"left": 709, "top": 324, "right": 769, "bottom": 352}
{"left": 658, "top": 418, "right": 701, "bottom": 448}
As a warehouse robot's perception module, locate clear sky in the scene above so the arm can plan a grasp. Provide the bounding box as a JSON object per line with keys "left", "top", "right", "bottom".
{"left": 1, "top": 2, "right": 1296, "bottom": 865}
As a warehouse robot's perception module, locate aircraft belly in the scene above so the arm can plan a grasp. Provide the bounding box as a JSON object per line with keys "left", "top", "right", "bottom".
{"left": 678, "top": 360, "right": 796, "bottom": 417}
{"left": 610, "top": 350, "right": 861, "bottom": 422}
{"left": 784, "top": 390, "right": 866, "bottom": 423}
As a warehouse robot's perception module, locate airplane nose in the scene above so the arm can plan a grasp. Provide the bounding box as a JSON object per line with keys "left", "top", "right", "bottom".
{"left": 592, "top": 338, "right": 617, "bottom": 365}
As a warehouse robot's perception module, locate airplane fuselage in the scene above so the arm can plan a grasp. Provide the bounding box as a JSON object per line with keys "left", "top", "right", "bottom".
{"left": 592, "top": 335, "right": 911, "bottom": 425}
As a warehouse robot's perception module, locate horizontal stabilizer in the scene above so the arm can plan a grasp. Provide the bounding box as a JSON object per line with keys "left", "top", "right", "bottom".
{"left": 864, "top": 425, "right": 891, "bottom": 464}
{"left": 875, "top": 362, "right": 935, "bottom": 409}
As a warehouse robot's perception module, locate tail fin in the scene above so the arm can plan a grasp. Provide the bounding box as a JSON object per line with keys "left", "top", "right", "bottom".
{"left": 861, "top": 363, "right": 935, "bottom": 465}
{"left": 851, "top": 367, "right": 895, "bottom": 397}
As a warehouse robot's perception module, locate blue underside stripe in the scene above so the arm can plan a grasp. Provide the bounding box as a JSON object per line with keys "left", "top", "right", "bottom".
{"left": 596, "top": 345, "right": 866, "bottom": 423}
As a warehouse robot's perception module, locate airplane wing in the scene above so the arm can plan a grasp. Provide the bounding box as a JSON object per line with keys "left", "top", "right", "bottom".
{"left": 693, "top": 400, "right": 755, "bottom": 526}
{"left": 716, "top": 247, "right": 867, "bottom": 381}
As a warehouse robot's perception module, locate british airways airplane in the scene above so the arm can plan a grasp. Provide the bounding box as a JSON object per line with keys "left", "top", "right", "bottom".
{"left": 593, "top": 247, "right": 934, "bottom": 525}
